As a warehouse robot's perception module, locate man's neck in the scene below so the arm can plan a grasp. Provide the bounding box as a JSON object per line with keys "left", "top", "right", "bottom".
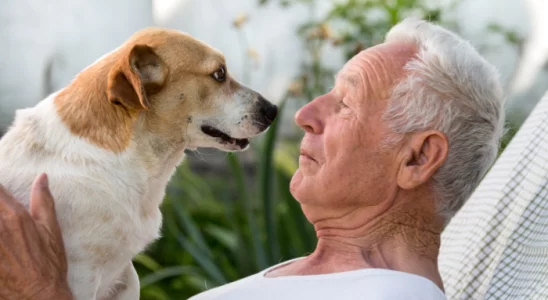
{"left": 266, "top": 198, "right": 445, "bottom": 291}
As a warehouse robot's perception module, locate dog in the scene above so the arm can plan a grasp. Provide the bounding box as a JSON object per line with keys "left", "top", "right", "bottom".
{"left": 0, "top": 27, "right": 277, "bottom": 299}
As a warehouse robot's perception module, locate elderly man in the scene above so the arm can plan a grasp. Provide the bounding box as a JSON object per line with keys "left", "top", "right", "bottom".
{"left": 0, "top": 18, "right": 503, "bottom": 299}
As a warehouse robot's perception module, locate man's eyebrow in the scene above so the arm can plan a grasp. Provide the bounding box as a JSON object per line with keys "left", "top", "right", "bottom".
{"left": 335, "top": 73, "right": 359, "bottom": 88}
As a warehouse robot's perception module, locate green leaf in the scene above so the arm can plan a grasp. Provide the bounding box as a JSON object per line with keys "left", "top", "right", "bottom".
{"left": 164, "top": 206, "right": 227, "bottom": 285}
{"left": 140, "top": 266, "right": 200, "bottom": 288}
{"left": 140, "top": 285, "right": 171, "bottom": 300}
{"left": 259, "top": 96, "right": 288, "bottom": 263}
{"left": 171, "top": 196, "right": 213, "bottom": 258}
{"left": 226, "top": 153, "right": 269, "bottom": 270}
{"left": 204, "top": 224, "right": 239, "bottom": 251}
{"left": 173, "top": 232, "right": 227, "bottom": 285}
{"left": 134, "top": 254, "right": 162, "bottom": 272}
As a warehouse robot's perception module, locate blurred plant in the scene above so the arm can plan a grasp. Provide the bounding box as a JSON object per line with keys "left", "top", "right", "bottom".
{"left": 485, "top": 23, "right": 527, "bottom": 97}
{"left": 135, "top": 1, "right": 523, "bottom": 299}
{"left": 265, "top": 0, "right": 462, "bottom": 104}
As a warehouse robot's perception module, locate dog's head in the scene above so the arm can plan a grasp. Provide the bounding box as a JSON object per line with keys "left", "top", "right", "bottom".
{"left": 105, "top": 28, "right": 277, "bottom": 152}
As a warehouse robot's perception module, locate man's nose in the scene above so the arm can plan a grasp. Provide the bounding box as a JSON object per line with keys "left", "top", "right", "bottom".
{"left": 294, "top": 100, "right": 323, "bottom": 134}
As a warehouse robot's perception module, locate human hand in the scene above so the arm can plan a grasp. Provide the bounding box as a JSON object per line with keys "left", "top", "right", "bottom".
{"left": 0, "top": 174, "right": 73, "bottom": 300}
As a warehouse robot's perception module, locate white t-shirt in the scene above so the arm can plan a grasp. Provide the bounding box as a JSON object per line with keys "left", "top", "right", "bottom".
{"left": 189, "top": 258, "right": 447, "bottom": 300}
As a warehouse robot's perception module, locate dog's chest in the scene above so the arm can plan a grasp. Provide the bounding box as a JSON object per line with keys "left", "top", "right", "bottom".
{"left": 98, "top": 169, "right": 165, "bottom": 255}
{"left": 113, "top": 164, "right": 179, "bottom": 254}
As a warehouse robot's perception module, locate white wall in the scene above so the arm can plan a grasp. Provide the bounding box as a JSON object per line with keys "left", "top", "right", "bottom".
{"left": 0, "top": 0, "right": 154, "bottom": 131}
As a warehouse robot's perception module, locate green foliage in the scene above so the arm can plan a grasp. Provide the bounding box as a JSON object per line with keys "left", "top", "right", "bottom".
{"left": 265, "top": 0, "right": 461, "bottom": 103}
{"left": 135, "top": 1, "right": 521, "bottom": 299}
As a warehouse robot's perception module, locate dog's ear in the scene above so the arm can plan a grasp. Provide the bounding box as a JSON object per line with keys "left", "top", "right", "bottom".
{"left": 107, "top": 44, "right": 168, "bottom": 111}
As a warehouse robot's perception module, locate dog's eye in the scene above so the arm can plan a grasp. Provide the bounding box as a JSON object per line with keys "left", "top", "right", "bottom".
{"left": 212, "top": 66, "right": 226, "bottom": 82}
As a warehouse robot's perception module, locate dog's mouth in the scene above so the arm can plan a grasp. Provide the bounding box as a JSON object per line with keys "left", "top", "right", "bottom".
{"left": 201, "top": 125, "right": 250, "bottom": 149}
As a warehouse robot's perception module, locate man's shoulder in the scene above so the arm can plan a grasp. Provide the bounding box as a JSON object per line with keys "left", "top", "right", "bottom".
{"left": 351, "top": 269, "right": 447, "bottom": 299}
{"left": 189, "top": 266, "right": 446, "bottom": 300}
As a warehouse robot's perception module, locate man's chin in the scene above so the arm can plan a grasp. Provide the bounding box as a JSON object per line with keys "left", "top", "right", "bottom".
{"left": 289, "top": 169, "right": 305, "bottom": 200}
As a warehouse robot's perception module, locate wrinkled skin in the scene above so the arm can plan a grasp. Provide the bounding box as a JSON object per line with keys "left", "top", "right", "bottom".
{"left": 0, "top": 174, "right": 72, "bottom": 300}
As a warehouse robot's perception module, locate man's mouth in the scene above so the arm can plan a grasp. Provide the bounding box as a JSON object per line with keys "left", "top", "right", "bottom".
{"left": 201, "top": 125, "right": 250, "bottom": 148}
{"left": 300, "top": 149, "right": 316, "bottom": 162}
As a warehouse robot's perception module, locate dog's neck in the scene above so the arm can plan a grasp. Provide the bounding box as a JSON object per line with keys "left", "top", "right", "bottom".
{"left": 133, "top": 120, "right": 189, "bottom": 178}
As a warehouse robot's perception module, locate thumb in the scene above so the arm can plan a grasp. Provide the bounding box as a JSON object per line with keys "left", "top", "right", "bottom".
{"left": 30, "top": 173, "right": 62, "bottom": 237}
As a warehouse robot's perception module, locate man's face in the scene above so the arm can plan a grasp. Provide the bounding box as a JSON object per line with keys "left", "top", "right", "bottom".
{"left": 289, "top": 42, "right": 417, "bottom": 215}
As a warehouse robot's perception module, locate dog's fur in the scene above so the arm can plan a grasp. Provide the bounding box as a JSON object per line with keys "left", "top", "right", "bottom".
{"left": 0, "top": 28, "right": 277, "bottom": 299}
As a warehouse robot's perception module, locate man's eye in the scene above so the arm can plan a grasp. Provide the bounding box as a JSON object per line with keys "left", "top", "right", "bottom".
{"left": 212, "top": 66, "right": 226, "bottom": 82}
{"left": 337, "top": 101, "right": 353, "bottom": 117}
{"left": 338, "top": 101, "right": 350, "bottom": 110}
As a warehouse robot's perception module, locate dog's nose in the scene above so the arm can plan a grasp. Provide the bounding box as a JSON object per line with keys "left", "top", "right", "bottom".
{"left": 257, "top": 95, "right": 278, "bottom": 123}
{"left": 261, "top": 103, "right": 278, "bottom": 123}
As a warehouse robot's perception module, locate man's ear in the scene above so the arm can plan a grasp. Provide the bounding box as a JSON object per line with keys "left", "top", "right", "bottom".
{"left": 396, "top": 130, "right": 449, "bottom": 190}
{"left": 107, "top": 44, "right": 168, "bottom": 111}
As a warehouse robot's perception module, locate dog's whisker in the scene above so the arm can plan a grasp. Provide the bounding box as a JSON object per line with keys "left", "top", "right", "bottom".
{"left": 193, "top": 149, "right": 210, "bottom": 162}
{"left": 251, "top": 121, "right": 267, "bottom": 128}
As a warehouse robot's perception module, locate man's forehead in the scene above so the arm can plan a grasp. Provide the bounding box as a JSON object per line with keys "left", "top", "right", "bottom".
{"left": 346, "top": 42, "right": 417, "bottom": 68}
{"left": 335, "top": 42, "right": 417, "bottom": 90}
{"left": 334, "top": 46, "right": 384, "bottom": 87}
{"left": 360, "top": 42, "right": 418, "bottom": 58}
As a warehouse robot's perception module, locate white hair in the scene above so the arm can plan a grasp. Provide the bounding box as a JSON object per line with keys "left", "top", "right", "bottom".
{"left": 382, "top": 18, "right": 506, "bottom": 222}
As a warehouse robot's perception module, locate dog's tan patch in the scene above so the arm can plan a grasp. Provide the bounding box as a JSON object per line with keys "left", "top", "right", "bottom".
{"left": 54, "top": 59, "right": 141, "bottom": 153}
{"left": 55, "top": 37, "right": 168, "bottom": 153}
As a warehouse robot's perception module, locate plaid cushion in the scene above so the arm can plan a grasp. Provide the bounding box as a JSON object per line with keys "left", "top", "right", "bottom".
{"left": 439, "top": 91, "right": 548, "bottom": 299}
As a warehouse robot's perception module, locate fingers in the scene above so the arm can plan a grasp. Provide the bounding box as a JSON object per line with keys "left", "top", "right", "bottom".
{"left": 0, "top": 182, "right": 26, "bottom": 214}
{"left": 29, "top": 174, "right": 63, "bottom": 238}
{"left": 0, "top": 183, "right": 13, "bottom": 206}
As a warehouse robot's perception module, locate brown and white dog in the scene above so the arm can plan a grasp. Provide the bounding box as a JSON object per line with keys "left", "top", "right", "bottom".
{"left": 0, "top": 28, "right": 277, "bottom": 299}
